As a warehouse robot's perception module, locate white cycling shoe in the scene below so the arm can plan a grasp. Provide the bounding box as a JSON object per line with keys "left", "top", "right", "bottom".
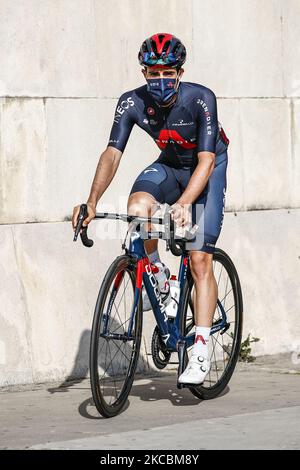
{"left": 178, "top": 355, "right": 211, "bottom": 385}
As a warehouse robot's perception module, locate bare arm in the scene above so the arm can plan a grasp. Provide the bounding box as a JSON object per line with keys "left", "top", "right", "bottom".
{"left": 72, "top": 146, "right": 122, "bottom": 229}
{"left": 172, "top": 151, "right": 215, "bottom": 226}
{"left": 87, "top": 146, "right": 122, "bottom": 207}
{"left": 177, "top": 151, "right": 215, "bottom": 205}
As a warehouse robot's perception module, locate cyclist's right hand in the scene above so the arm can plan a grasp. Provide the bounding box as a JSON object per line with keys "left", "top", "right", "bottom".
{"left": 72, "top": 203, "right": 96, "bottom": 231}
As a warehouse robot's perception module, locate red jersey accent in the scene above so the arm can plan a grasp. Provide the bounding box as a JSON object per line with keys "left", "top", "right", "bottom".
{"left": 156, "top": 130, "right": 197, "bottom": 150}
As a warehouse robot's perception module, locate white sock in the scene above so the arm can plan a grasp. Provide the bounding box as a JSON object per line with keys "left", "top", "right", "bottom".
{"left": 192, "top": 326, "right": 211, "bottom": 359}
{"left": 148, "top": 249, "right": 161, "bottom": 265}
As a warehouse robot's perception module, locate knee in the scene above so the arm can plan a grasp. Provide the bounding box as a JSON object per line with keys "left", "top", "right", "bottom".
{"left": 189, "top": 251, "right": 213, "bottom": 282}
{"left": 127, "top": 192, "right": 156, "bottom": 217}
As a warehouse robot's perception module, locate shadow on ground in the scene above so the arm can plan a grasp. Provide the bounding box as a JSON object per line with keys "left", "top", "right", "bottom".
{"left": 77, "top": 375, "right": 230, "bottom": 419}
{"left": 45, "top": 327, "right": 229, "bottom": 419}
{"left": 47, "top": 327, "right": 151, "bottom": 395}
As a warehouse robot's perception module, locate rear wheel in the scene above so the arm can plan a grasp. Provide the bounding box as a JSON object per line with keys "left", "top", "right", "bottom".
{"left": 180, "top": 248, "right": 243, "bottom": 399}
{"left": 90, "top": 255, "right": 142, "bottom": 417}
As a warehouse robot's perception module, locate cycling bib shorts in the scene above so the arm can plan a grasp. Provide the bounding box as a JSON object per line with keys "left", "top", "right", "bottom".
{"left": 130, "top": 151, "right": 227, "bottom": 253}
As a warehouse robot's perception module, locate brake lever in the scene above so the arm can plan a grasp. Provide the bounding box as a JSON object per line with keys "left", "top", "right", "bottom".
{"left": 73, "top": 204, "right": 94, "bottom": 247}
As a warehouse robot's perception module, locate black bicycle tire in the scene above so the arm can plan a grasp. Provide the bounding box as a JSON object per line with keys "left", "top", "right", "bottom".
{"left": 90, "top": 254, "right": 143, "bottom": 417}
{"left": 180, "top": 248, "right": 243, "bottom": 400}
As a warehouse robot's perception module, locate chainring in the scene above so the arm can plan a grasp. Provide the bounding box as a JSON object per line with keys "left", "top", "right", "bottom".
{"left": 151, "top": 326, "right": 171, "bottom": 369}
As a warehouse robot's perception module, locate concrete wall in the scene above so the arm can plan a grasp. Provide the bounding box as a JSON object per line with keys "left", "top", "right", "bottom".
{"left": 0, "top": 0, "right": 299, "bottom": 386}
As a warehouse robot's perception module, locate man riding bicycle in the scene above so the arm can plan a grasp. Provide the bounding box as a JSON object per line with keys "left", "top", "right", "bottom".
{"left": 72, "top": 33, "right": 229, "bottom": 386}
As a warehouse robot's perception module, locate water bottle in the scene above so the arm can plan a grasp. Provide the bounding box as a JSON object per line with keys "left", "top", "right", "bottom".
{"left": 165, "top": 275, "right": 180, "bottom": 318}
{"left": 151, "top": 263, "right": 171, "bottom": 306}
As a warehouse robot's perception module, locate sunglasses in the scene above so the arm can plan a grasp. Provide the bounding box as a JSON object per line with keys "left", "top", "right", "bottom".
{"left": 141, "top": 51, "right": 177, "bottom": 66}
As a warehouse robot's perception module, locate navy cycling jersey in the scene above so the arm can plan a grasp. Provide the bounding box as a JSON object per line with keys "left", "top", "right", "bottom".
{"left": 108, "top": 81, "right": 229, "bottom": 168}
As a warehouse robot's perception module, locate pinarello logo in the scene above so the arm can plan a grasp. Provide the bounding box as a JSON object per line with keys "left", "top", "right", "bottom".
{"left": 147, "top": 107, "right": 155, "bottom": 116}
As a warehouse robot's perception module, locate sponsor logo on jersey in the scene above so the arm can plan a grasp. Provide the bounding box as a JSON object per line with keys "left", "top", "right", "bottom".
{"left": 114, "top": 96, "right": 135, "bottom": 123}
{"left": 109, "top": 139, "right": 119, "bottom": 144}
{"left": 143, "top": 117, "right": 158, "bottom": 126}
{"left": 172, "top": 119, "right": 194, "bottom": 127}
{"left": 197, "top": 98, "right": 212, "bottom": 135}
{"left": 156, "top": 130, "right": 197, "bottom": 150}
{"left": 144, "top": 168, "right": 158, "bottom": 174}
{"left": 147, "top": 106, "right": 155, "bottom": 116}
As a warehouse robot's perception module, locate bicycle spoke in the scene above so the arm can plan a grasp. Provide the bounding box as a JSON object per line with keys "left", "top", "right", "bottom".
{"left": 123, "top": 275, "right": 127, "bottom": 328}
{"left": 98, "top": 334, "right": 108, "bottom": 359}
{"left": 105, "top": 284, "right": 124, "bottom": 329}
{"left": 225, "top": 304, "right": 235, "bottom": 314}
{"left": 223, "top": 329, "right": 236, "bottom": 341}
{"left": 211, "top": 335, "right": 219, "bottom": 381}
{"left": 112, "top": 294, "right": 125, "bottom": 328}
{"left": 212, "top": 334, "right": 231, "bottom": 357}
{"left": 219, "top": 287, "right": 233, "bottom": 305}
{"left": 107, "top": 274, "right": 131, "bottom": 328}
{"left": 111, "top": 339, "right": 132, "bottom": 364}
{"left": 99, "top": 342, "right": 122, "bottom": 382}
{"left": 100, "top": 340, "right": 109, "bottom": 381}
{"left": 110, "top": 317, "right": 131, "bottom": 335}
{"left": 217, "top": 264, "right": 223, "bottom": 287}
{"left": 223, "top": 275, "right": 230, "bottom": 311}
{"left": 115, "top": 275, "right": 131, "bottom": 311}
{"left": 107, "top": 341, "right": 118, "bottom": 403}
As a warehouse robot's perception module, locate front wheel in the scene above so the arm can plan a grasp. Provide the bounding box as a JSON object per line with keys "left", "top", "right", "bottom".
{"left": 180, "top": 248, "right": 243, "bottom": 400}
{"left": 90, "top": 255, "right": 143, "bottom": 418}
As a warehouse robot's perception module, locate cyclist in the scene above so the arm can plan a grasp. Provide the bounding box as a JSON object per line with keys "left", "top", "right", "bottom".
{"left": 72, "top": 33, "right": 229, "bottom": 385}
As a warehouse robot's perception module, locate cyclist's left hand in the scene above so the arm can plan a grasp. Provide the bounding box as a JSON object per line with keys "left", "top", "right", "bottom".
{"left": 170, "top": 202, "right": 192, "bottom": 228}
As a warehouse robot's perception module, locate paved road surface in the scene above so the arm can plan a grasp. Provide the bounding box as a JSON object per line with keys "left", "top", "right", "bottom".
{"left": 1, "top": 355, "right": 300, "bottom": 450}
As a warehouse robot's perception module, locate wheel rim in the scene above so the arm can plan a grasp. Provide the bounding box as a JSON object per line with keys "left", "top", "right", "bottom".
{"left": 95, "top": 264, "right": 138, "bottom": 407}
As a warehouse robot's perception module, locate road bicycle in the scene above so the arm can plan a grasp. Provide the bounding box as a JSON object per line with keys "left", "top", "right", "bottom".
{"left": 74, "top": 204, "right": 243, "bottom": 418}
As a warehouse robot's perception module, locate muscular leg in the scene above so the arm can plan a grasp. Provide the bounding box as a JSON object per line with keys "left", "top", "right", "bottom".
{"left": 127, "top": 191, "right": 158, "bottom": 255}
{"left": 178, "top": 250, "right": 216, "bottom": 383}
{"left": 187, "top": 154, "right": 227, "bottom": 326}
{"left": 189, "top": 251, "right": 217, "bottom": 327}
